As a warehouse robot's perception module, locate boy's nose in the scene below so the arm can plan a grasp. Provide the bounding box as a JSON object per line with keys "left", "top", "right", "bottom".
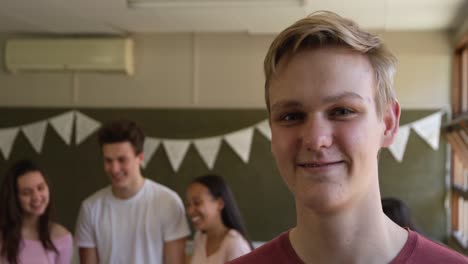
{"left": 302, "top": 117, "right": 332, "bottom": 151}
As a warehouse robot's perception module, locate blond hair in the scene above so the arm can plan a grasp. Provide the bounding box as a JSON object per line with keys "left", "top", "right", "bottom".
{"left": 264, "top": 11, "right": 397, "bottom": 116}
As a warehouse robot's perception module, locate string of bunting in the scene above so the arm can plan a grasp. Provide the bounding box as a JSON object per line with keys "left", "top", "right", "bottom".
{"left": 0, "top": 110, "right": 443, "bottom": 171}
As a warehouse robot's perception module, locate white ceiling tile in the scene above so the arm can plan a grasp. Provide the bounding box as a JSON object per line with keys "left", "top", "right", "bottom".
{"left": 0, "top": 0, "right": 464, "bottom": 33}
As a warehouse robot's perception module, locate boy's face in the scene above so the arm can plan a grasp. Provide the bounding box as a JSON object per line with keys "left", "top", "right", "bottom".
{"left": 102, "top": 141, "right": 143, "bottom": 191}
{"left": 268, "top": 47, "right": 399, "bottom": 214}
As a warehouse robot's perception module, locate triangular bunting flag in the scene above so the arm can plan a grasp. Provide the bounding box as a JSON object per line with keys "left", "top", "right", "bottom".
{"left": 162, "top": 139, "right": 190, "bottom": 172}
{"left": 388, "top": 125, "right": 411, "bottom": 162}
{"left": 256, "top": 119, "right": 271, "bottom": 140}
{"left": 0, "top": 127, "right": 19, "bottom": 160}
{"left": 21, "top": 121, "right": 48, "bottom": 153}
{"left": 224, "top": 127, "right": 254, "bottom": 163}
{"left": 75, "top": 111, "right": 101, "bottom": 145}
{"left": 49, "top": 111, "right": 75, "bottom": 145}
{"left": 193, "top": 136, "right": 222, "bottom": 170}
{"left": 142, "top": 137, "right": 160, "bottom": 169}
{"left": 410, "top": 111, "right": 443, "bottom": 150}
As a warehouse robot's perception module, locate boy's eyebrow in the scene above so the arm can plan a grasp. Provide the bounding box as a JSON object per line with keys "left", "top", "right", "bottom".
{"left": 270, "top": 101, "right": 302, "bottom": 112}
{"left": 270, "top": 91, "right": 364, "bottom": 111}
{"left": 322, "top": 92, "right": 364, "bottom": 103}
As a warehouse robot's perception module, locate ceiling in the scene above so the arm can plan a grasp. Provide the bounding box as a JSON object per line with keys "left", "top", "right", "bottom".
{"left": 0, "top": 0, "right": 467, "bottom": 35}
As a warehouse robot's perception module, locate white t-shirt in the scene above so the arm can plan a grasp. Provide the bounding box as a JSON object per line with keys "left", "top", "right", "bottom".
{"left": 190, "top": 229, "right": 251, "bottom": 264}
{"left": 75, "top": 179, "right": 190, "bottom": 264}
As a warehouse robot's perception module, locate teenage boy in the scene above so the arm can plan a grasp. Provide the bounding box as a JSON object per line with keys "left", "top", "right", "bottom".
{"left": 76, "top": 120, "right": 190, "bottom": 264}
{"left": 230, "top": 11, "right": 467, "bottom": 264}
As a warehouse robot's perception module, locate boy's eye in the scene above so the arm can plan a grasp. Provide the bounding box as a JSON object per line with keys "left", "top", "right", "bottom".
{"left": 330, "top": 108, "right": 355, "bottom": 117}
{"left": 280, "top": 112, "right": 305, "bottom": 121}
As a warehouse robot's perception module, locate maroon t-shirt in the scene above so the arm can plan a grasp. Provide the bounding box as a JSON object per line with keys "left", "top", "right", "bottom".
{"left": 228, "top": 230, "right": 467, "bottom": 264}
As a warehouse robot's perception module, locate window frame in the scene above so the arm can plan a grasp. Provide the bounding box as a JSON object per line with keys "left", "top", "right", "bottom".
{"left": 444, "top": 35, "right": 468, "bottom": 254}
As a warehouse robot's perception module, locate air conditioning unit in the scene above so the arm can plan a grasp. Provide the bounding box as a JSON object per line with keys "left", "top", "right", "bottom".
{"left": 5, "top": 37, "right": 134, "bottom": 75}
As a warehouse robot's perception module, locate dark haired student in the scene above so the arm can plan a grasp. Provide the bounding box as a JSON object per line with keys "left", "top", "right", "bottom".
{"left": 0, "top": 159, "right": 73, "bottom": 264}
{"left": 75, "top": 119, "right": 190, "bottom": 264}
{"left": 186, "top": 174, "right": 252, "bottom": 263}
{"left": 382, "top": 197, "right": 422, "bottom": 234}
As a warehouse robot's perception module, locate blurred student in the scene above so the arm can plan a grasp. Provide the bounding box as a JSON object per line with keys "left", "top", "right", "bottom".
{"left": 75, "top": 119, "right": 190, "bottom": 264}
{"left": 229, "top": 11, "right": 467, "bottom": 264}
{"left": 0, "top": 159, "right": 73, "bottom": 264}
{"left": 186, "top": 174, "right": 252, "bottom": 264}
{"left": 382, "top": 197, "right": 422, "bottom": 233}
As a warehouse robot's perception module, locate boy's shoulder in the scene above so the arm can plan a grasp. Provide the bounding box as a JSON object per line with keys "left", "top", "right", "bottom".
{"left": 393, "top": 230, "right": 467, "bottom": 264}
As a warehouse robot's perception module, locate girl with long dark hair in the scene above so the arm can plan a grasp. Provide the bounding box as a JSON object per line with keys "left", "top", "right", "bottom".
{"left": 186, "top": 174, "right": 252, "bottom": 263}
{"left": 0, "top": 160, "right": 73, "bottom": 264}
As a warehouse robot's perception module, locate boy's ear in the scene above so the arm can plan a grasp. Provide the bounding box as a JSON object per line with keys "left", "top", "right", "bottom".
{"left": 382, "top": 101, "right": 401, "bottom": 148}
{"left": 137, "top": 151, "right": 145, "bottom": 164}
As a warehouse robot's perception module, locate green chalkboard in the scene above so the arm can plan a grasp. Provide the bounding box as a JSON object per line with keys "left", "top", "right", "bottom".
{"left": 0, "top": 108, "right": 447, "bottom": 242}
{"left": 379, "top": 110, "right": 448, "bottom": 243}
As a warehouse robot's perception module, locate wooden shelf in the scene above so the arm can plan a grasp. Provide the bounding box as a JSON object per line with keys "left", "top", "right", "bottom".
{"left": 443, "top": 115, "right": 468, "bottom": 165}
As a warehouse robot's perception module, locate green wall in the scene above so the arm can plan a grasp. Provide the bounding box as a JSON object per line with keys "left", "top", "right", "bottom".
{"left": 379, "top": 110, "right": 448, "bottom": 242}
{"left": 0, "top": 108, "right": 447, "bottom": 242}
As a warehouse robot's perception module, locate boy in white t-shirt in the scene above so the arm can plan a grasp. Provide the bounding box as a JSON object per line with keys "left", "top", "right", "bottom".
{"left": 75, "top": 119, "right": 190, "bottom": 264}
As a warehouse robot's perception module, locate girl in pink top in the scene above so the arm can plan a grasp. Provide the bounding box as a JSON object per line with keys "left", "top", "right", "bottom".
{"left": 186, "top": 175, "right": 252, "bottom": 264}
{"left": 0, "top": 160, "right": 73, "bottom": 264}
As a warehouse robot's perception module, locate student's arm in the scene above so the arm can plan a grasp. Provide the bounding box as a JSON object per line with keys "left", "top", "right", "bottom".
{"left": 163, "top": 237, "right": 186, "bottom": 264}
{"left": 79, "top": 247, "right": 99, "bottom": 264}
{"left": 161, "top": 191, "right": 190, "bottom": 264}
{"left": 75, "top": 202, "right": 99, "bottom": 264}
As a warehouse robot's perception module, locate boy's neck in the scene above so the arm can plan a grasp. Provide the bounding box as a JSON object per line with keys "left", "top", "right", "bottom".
{"left": 291, "top": 198, "right": 408, "bottom": 264}
{"left": 112, "top": 175, "right": 145, "bottom": 199}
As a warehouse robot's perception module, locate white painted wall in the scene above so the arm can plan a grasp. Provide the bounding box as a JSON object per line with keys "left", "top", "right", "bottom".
{"left": 382, "top": 31, "right": 452, "bottom": 110}
{"left": 0, "top": 31, "right": 452, "bottom": 109}
{"left": 454, "top": 15, "right": 468, "bottom": 44}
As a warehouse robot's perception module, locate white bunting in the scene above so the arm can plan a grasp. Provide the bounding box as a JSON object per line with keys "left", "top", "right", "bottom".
{"left": 21, "top": 121, "right": 48, "bottom": 153}
{"left": 75, "top": 111, "right": 101, "bottom": 145}
{"left": 411, "top": 111, "right": 443, "bottom": 150}
{"left": 142, "top": 137, "right": 160, "bottom": 169}
{"left": 49, "top": 111, "right": 75, "bottom": 145}
{"left": 256, "top": 119, "right": 271, "bottom": 140}
{"left": 193, "top": 136, "right": 222, "bottom": 170}
{"left": 0, "top": 109, "right": 447, "bottom": 166}
{"left": 162, "top": 139, "right": 190, "bottom": 172}
{"left": 388, "top": 125, "right": 411, "bottom": 162}
{"left": 224, "top": 128, "right": 254, "bottom": 163}
{"left": 0, "top": 127, "right": 19, "bottom": 159}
